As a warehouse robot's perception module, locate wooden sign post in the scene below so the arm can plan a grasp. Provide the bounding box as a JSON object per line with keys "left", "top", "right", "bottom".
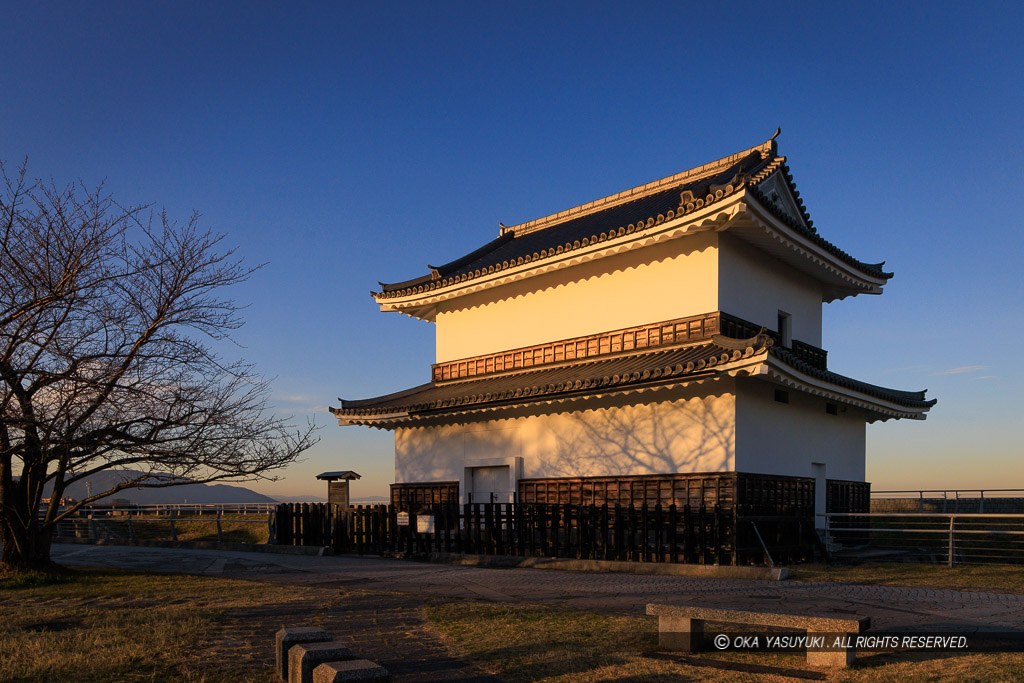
{"left": 315, "top": 471, "right": 362, "bottom": 508}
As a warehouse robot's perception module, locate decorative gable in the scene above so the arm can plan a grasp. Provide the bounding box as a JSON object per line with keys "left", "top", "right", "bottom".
{"left": 755, "top": 170, "right": 806, "bottom": 229}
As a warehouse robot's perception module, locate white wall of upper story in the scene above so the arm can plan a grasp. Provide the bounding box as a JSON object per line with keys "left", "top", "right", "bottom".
{"left": 734, "top": 378, "right": 866, "bottom": 482}
{"left": 434, "top": 232, "right": 719, "bottom": 363}
{"left": 717, "top": 235, "right": 823, "bottom": 347}
{"left": 432, "top": 230, "right": 826, "bottom": 364}
{"left": 394, "top": 382, "right": 738, "bottom": 500}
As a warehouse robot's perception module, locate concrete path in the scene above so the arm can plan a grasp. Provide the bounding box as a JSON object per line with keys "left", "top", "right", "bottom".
{"left": 52, "top": 543, "right": 1024, "bottom": 633}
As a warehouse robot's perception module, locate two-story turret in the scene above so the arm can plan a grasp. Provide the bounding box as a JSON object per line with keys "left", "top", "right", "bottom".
{"left": 332, "top": 132, "right": 934, "bottom": 522}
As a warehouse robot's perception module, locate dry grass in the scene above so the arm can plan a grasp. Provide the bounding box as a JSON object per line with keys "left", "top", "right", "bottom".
{"left": 790, "top": 562, "right": 1024, "bottom": 595}
{"left": 0, "top": 568, "right": 309, "bottom": 682}
{"left": 426, "top": 600, "right": 1024, "bottom": 682}
{"left": 3, "top": 559, "right": 1023, "bottom": 682}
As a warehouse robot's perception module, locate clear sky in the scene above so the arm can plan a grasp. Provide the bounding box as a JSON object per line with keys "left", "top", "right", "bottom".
{"left": 3, "top": 2, "right": 1022, "bottom": 499}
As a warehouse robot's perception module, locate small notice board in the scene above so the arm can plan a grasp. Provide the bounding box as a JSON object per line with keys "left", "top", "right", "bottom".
{"left": 416, "top": 515, "right": 435, "bottom": 534}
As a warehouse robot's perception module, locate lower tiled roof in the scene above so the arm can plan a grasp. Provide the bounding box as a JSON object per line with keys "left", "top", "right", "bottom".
{"left": 769, "top": 346, "right": 934, "bottom": 407}
{"left": 336, "top": 336, "right": 761, "bottom": 418}
{"left": 332, "top": 333, "right": 935, "bottom": 424}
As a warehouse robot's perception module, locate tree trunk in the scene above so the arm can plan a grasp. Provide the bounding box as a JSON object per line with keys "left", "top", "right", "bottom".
{"left": 0, "top": 505, "right": 55, "bottom": 571}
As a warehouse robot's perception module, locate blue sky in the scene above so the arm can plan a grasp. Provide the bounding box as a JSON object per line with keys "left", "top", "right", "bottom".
{"left": 3, "top": 2, "right": 1022, "bottom": 498}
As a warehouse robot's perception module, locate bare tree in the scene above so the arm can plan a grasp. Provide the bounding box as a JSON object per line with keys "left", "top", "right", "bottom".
{"left": 0, "top": 161, "right": 317, "bottom": 570}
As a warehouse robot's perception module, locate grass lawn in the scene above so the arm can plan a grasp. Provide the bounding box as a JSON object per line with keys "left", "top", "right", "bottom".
{"left": 426, "top": 600, "right": 1024, "bottom": 682}
{"left": 789, "top": 561, "right": 1024, "bottom": 595}
{"left": 0, "top": 568, "right": 320, "bottom": 682}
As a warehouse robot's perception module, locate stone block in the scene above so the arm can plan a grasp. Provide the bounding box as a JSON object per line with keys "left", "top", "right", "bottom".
{"left": 657, "top": 615, "right": 704, "bottom": 652}
{"left": 313, "top": 659, "right": 392, "bottom": 682}
{"left": 275, "top": 627, "right": 333, "bottom": 682}
{"left": 805, "top": 631, "right": 856, "bottom": 668}
{"left": 289, "top": 641, "right": 357, "bottom": 683}
{"left": 647, "top": 603, "right": 866, "bottom": 667}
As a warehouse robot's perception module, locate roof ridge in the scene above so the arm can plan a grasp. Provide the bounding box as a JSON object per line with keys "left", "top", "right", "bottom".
{"left": 501, "top": 133, "right": 778, "bottom": 238}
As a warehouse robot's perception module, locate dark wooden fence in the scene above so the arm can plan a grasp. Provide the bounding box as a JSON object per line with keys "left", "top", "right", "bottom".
{"left": 273, "top": 502, "right": 815, "bottom": 566}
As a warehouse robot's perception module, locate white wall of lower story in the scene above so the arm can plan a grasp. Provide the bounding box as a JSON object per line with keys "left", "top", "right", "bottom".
{"left": 734, "top": 378, "right": 866, "bottom": 482}
{"left": 394, "top": 382, "right": 737, "bottom": 496}
{"left": 392, "top": 376, "right": 867, "bottom": 498}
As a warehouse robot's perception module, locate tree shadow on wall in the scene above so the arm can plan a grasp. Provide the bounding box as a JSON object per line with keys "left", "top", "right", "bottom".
{"left": 542, "top": 390, "right": 735, "bottom": 478}
{"left": 397, "top": 386, "right": 735, "bottom": 484}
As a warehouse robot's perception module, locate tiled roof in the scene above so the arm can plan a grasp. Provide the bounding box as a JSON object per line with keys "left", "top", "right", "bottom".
{"left": 315, "top": 471, "right": 361, "bottom": 480}
{"left": 769, "top": 346, "right": 934, "bottom": 407}
{"left": 334, "top": 335, "right": 770, "bottom": 419}
{"left": 376, "top": 134, "right": 890, "bottom": 299}
{"left": 746, "top": 166, "right": 891, "bottom": 280}
{"left": 331, "top": 333, "right": 934, "bottom": 424}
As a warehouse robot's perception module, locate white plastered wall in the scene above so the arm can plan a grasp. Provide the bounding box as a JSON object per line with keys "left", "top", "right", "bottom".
{"left": 433, "top": 231, "right": 826, "bottom": 363}
{"left": 717, "top": 235, "right": 823, "bottom": 346}
{"left": 733, "top": 378, "right": 866, "bottom": 482}
{"left": 434, "top": 232, "right": 719, "bottom": 363}
{"left": 394, "top": 382, "right": 737, "bottom": 501}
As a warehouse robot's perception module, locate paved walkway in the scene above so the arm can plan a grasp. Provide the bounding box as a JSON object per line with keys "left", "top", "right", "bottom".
{"left": 53, "top": 543, "right": 1024, "bottom": 630}
{"left": 52, "top": 544, "right": 1024, "bottom": 679}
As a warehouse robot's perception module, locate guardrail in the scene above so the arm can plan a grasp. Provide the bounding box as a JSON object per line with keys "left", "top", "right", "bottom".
{"left": 42, "top": 502, "right": 279, "bottom": 515}
{"left": 825, "top": 512, "right": 1024, "bottom": 566}
{"left": 53, "top": 509, "right": 274, "bottom": 544}
{"left": 871, "top": 490, "right": 1024, "bottom": 514}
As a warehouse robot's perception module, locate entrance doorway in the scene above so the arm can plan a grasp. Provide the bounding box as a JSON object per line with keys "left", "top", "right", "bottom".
{"left": 460, "top": 457, "right": 522, "bottom": 505}
{"left": 468, "top": 465, "right": 511, "bottom": 503}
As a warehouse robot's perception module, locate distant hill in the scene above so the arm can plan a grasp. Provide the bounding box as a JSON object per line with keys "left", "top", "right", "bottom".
{"left": 52, "top": 470, "right": 277, "bottom": 505}
{"left": 272, "top": 494, "right": 328, "bottom": 503}
{"left": 271, "top": 494, "right": 389, "bottom": 503}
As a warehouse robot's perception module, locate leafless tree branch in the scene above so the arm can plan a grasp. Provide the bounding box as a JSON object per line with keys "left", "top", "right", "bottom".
{"left": 0, "top": 160, "right": 317, "bottom": 569}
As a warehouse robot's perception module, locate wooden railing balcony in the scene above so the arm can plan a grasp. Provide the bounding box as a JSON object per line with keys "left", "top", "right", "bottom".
{"left": 432, "top": 311, "right": 828, "bottom": 382}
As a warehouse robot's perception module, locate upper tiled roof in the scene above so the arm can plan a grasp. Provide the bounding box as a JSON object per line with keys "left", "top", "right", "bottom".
{"left": 376, "top": 133, "right": 891, "bottom": 299}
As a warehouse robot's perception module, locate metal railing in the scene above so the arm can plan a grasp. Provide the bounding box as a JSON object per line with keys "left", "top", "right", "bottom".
{"left": 871, "top": 490, "right": 1024, "bottom": 514}
{"left": 42, "top": 502, "right": 279, "bottom": 515}
{"left": 825, "top": 512, "right": 1024, "bottom": 566}
{"left": 54, "top": 508, "right": 273, "bottom": 544}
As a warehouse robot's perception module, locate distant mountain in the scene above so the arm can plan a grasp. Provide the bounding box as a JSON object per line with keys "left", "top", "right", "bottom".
{"left": 52, "top": 470, "right": 277, "bottom": 505}
{"left": 272, "top": 494, "right": 328, "bottom": 503}
{"left": 271, "top": 494, "right": 389, "bottom": 503}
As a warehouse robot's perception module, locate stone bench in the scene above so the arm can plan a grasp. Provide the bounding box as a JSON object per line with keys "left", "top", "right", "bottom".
{"left": 313, "top": 659, "right": 392, "bottom": 682}
{"left": 646, "top": 603, "right": 870, "bottom": 667}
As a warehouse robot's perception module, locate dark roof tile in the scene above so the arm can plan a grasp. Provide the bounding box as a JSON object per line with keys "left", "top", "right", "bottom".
{"left": 377, "top": 137, "right": 891, "bottom": 298}
{"left": 332, "top": 334, "right": 934, "bottom": 423}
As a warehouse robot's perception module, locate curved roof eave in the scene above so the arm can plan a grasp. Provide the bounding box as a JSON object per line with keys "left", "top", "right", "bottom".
{"left": 370, "top": 142, "right": 895, "bottom": 309}
{"left": 331, "top": 330, "right": 935, "bottom": 428}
